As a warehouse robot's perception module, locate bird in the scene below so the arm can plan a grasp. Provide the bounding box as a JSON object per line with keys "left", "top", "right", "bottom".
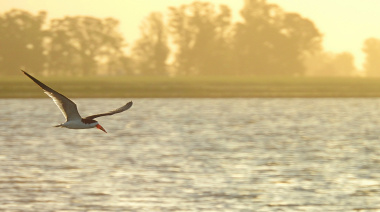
{"left": 22, "top": 70, "right": 132, "bottom": 133}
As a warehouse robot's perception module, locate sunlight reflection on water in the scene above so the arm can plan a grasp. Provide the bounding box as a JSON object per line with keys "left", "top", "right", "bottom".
{"left": 0, "top": 98, "right": 380, "bottom": 211}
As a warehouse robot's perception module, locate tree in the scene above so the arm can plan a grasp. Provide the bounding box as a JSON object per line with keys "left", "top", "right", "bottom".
{"left": 47, "top": 16, "right": 126, "bottom": 75}
{"left": 168, "top": 2, "right": 233, "bottom": 75}
{"left": 363, "top": 38, "right": 380, "bottom": 77}
{"left": 332, "top": 52, "right": 356, "bottom": 76}
{"left": 0, "top": 9, "right": 46, "bottom": 75}
{"left": 132, "top": 12, "right": 169, "bottom": 75}
{"left": 304, "top": 51, "right": 356, "bottom": 77}
{"left": 234, "top": 0, "right": 322, "bottom": 76}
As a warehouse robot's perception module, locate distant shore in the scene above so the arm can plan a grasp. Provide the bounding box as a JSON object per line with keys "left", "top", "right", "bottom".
{"left": 2, "top": 75, "right": 380, "bottom": 98}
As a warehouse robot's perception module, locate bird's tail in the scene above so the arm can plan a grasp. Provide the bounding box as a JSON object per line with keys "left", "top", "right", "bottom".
{"left": 53, "top": 124, "right": 63, "bottom": 127}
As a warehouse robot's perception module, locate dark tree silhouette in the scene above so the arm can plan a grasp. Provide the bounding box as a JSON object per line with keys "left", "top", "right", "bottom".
{"left": 47, "top": 16, "right": 126, "bottom": 75}
{"left": 132, "top": 12, "right": 169, "bottom": 75}
{"left": 0, "top": 2, "right": 326, "bottom": 77}
{"left": 363, "top": 38, "right": 380, "bottom": 77}
{"left": 304, "top": 51, "right": 356, "bottom": 77}
{"left": 234, "top": 0, "right": 322, "bottom": 76}
{"left": 168, "top": 2, "right": 233, "bottom": 75}
{"left": 0, "top": 9, "right": 46, "bottom": 75}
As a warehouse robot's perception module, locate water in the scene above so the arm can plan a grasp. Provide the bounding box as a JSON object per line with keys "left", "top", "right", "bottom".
{"left": 0, "top": 98, "right": 380, "bottom": 211}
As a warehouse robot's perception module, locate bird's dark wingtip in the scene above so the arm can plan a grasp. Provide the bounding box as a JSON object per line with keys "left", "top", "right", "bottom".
{"left": 21, "top": 70, "right": 30, "bottom": 77}
{"left": 126, "top": 101, "right": 133, "bottom": 110}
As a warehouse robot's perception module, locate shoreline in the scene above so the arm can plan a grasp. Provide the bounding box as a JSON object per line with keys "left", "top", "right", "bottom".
{"left": 2, "top": 75, "right": 380, "bottom": 98}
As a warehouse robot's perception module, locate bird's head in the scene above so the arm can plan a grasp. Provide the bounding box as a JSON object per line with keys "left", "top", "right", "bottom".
{"left": 82, "top": 118, "right": 107, "bottom": 133}
{"left": 96, "top": 123, "right": 107, "bottom": 133}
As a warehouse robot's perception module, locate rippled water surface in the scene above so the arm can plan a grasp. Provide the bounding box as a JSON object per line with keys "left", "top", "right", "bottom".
{"left": 1, "top": 98, "right": 380, "bottom": 211}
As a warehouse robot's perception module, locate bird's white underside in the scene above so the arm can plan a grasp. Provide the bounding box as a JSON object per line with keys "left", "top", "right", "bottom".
{"left": 61, "top": 120, "right": 98, "bottom": 129}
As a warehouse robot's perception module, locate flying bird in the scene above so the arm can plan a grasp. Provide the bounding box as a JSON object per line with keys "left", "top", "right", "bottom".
{"left": 22, "top": 70, "right": 132, "bottom": 133}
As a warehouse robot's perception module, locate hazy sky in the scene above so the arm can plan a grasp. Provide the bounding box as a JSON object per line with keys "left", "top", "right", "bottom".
{"left": 1, "top": 0, "right": 379, "bottom": 69}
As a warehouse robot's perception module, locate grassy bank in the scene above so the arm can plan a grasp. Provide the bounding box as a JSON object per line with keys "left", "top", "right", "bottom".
{"left": 2, "top": 75, "right": 380, "bottom": 98}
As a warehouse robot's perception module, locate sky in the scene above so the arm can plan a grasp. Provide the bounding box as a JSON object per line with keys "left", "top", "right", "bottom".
{"left": 1, "top": 0, "right": 380, "bottom": 69}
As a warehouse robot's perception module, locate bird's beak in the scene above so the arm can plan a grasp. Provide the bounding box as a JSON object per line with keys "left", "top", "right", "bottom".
{"left": 96, "top": 124, "right": 107, "bottom": 133}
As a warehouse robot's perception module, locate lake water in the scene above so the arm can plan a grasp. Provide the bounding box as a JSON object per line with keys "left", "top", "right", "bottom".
{"left": 1, "top": 98, "right": 380, "bottom": 211}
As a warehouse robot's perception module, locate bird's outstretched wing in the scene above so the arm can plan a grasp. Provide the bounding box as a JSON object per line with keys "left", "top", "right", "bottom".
{"left": 85, "top": 101, "right": 133, "bottom": 120}
{"left": 22, "top": 70, "right": 82, "bottom": 121}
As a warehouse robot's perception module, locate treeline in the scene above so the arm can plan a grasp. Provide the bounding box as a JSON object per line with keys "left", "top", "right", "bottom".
{"left": 0, "top": 10, "right": 127, "bottom": 76}
{"left": 0, "top": 0, "right": 377, "bottom": 76}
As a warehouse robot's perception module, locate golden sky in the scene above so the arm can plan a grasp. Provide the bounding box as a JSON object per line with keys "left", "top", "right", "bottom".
{"left": 1, "top": 0, "right": 379, "bottom": 69}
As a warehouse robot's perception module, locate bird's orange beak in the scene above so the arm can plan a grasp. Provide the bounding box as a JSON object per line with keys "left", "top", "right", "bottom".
{"left": 96, "top": 124, "right": 107, "bottom": 133}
